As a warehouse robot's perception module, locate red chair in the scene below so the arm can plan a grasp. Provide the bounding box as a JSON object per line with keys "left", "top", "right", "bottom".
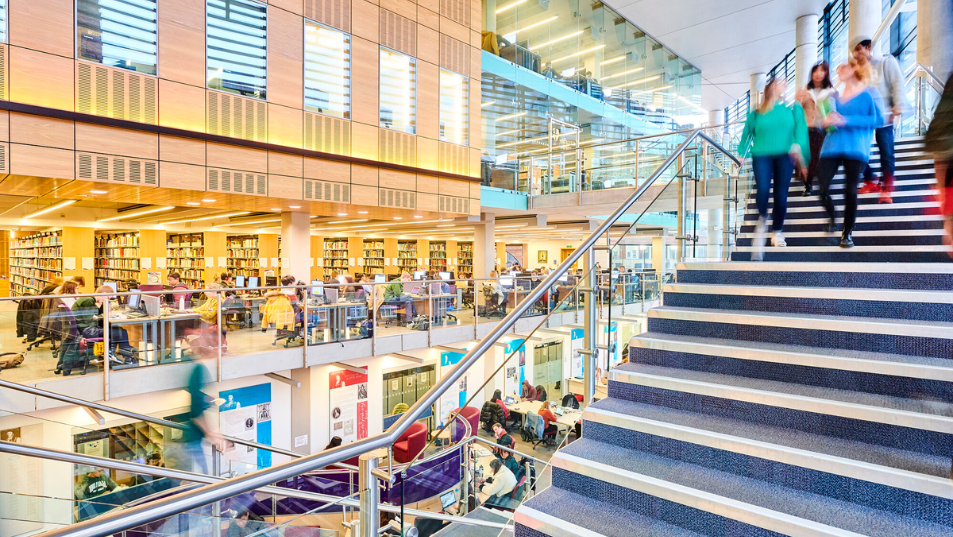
{"left": 450, "top": 406, "right": 480, "bottom": 442}
{"left": 393, "top": 422, "right": 428, "bottom": 463}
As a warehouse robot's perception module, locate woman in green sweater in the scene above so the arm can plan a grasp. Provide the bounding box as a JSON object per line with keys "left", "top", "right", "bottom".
{"left": 738, "top": 78, "right": 810, "bottom": 260}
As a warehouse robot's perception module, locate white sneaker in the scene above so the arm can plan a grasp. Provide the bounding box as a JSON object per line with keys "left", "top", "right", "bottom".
{"left": 772, "top": 231, "right": 787, "bottom": 247}
{"left": 752, "top": 217, "right": 766, "bottom": 261}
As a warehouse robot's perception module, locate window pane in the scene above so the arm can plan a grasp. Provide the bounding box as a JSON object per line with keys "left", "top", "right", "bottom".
{"left": 439, "top": 69, "right": 469, "bottom": 146}
{"left": 380, "top": 47, "right": 417, "bottom": 135}
{"left": 0, "top": 0, "right": 7, "bottom": 43}
{"left": 304, "top": 20, "right": 351, "bottom": 119}
{"left": 77, "top": 0, "right": 158, "bottom": 75}
{"left": 207, "top": 0, "right": 267, "bottom": 100}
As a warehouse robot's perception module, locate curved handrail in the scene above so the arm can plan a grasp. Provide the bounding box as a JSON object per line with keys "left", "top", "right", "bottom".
{"left": 33, "top": 128, "right": 740, "bottom": 537}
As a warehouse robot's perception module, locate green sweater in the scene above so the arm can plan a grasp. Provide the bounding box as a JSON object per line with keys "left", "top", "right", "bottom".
{"left": 737, "top": 102, "right": 810, "bottom": 165}
{"left": 72, "top": 297, "right": 100, "bottom": 333}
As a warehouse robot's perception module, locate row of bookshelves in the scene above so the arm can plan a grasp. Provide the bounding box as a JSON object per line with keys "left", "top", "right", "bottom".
{"left": 11, "top": 232, "right": 64, "bottom": 295}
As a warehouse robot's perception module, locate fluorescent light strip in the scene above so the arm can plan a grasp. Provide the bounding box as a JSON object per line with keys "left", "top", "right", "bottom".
{"left": 98, "top": 206, "right": 175, "bottom": 222}
{"left": 530, "top": 30, "right": 583, "bottom": 51}
{"left": 496, "top": 128, "right": 525, "bottom": 137}
{"left": 602, "top": 67, "right": 644, "bottom": 81}
{"left": 214, "top": 218, "right": 282, "bottom": 227}
{"left": 512, "top": 15, "right": 558, "bottom": 35}
{"left": 552, "top": 44, "right": 606, "bottom": 63}
{"left": 628, "top": 84, "right": 673, "bottom": 97}
{"left": 677, "top": 95, "right": 706, "bottom": 112}
{"left": 23, "top": 200, "right": 77, "bottom": 219}
{"left": 495, "top": 111, "right": 527, "bottom": 122}
{"left": 325, "top": 219, "right": 370, "bottom": 224}
{"left": 495, "top": 0, "right": 527, "bottom": 13}
{"left": 162, "top": 211, "right": 251, "bottom": 225}
{"left": 480, "top": 101, "right": 496, "bottom": 108}
{"left": 601, "top": 55, "right": 626, "bottom": 65}
{"left": 609, "top": 74, "right": 660, "bottom": 90}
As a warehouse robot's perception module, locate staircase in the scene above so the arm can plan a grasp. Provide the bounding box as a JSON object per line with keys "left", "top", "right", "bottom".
{"left": 514, "top": 137, "right": 953, "bottom": 536}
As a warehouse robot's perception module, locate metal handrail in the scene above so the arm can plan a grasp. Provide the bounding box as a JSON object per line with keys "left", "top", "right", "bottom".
{"left": 872, "top": 0, "right": 909, "bottom": 49}
{"left": 906, "top": 63, "right": 946, "bottom": 92}
{"left": 33, "top": 127, "right": 741, "bottom": 537}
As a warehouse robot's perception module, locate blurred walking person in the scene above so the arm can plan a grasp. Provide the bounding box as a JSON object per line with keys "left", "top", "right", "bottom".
{"left": 926, "top": 73, "right": 953, "bottom": 254}
{"left": 816, "top": 58, "right": 885, "bottom": 248}
{"left": 796, "top": 62, "right": 837, "bottom": 196}
{"left": 852, "top": 36, "right": 906, "bottom": 202}
{"left": 738, "top": 77, "right": 810, "bottom": 260}
{"left": 169, "top": 363, "right": 222, "bottom": 475}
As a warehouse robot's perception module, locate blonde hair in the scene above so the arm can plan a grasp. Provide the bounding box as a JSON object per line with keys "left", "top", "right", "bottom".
{"left": 95, "top": 285, "right": 114, "bottom": 294}
{"left": 843, "top": 57, "right": 872, "bottom": 84}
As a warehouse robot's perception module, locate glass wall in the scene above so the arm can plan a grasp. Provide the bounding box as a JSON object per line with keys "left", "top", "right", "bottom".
{"left": 439, "top": 69, "right": 470, "bottom": 146}
{"left": 206, "top": 0, "right": 268, "bottom": 99}
{"left": 380, "top": 47, "right": 417, "bottom": 135}
{"left": 0, "top": 0, "right": 6, "bottom": 43}
{"left": 304, "top": 20, "right": 351, "bottom": 119}
{"left": 76, "top": 0, "right": 159, "bottom": 75}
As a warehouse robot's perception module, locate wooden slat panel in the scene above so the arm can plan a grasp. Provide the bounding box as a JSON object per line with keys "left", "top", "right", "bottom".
{"left": 380, "top": 10, "right": 416, "bottom": 57}
{"left": 9, "top": 113, "right": 74, "bottom": 150}
{"left": 158, "top": 79, "right": 206, "bottom": 131}
{"left": 351, "top": 0, "right": 380, "bottom": 42}
{"left": 159, "top": 135, "right": 206, "bottom": 165}
{"left": 10, "top": 144, "right": 75, "bottom": 180}
{"left": 158, "top": 161, "right": 206, "bottom": 190}
{"left": 76, "top": 123, "right": 159, "bottom": 160}
{"left": 9, "top": 0, "right": 73, "bottom": 57}
{"left": 207, "top": 143, "right": 268, "bottom": 173}
{"left": 439, "top": 35, "right": 469, "bottom": 75}
{"left": 349, "top": 37, "right": 379, "bottom": 127}
{"left": 439, "top": 0, "right": 468, "bottom": 27}
{"left": 416, "top": 61, "right": 439, "bottom": 139}
{"left": 268, "top": 104, "right": 303, "bottom": 149}
{"left": 159, "top": 0, "right": 206, "bottom": 87}
{"left": 10, "top": 48, "right": 75, "bottom": 111}
{"left": 267, "top": 6, "right": 304, "bottom": 109}
{"left": 304, "top": 0, "right": 351, "bottom": 33}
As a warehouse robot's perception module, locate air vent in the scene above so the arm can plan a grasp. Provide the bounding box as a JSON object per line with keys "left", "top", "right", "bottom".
{"left": 440, "top": 0, "right": 469, "bottom": 26}
{"left": 304, "top": 0, "right": 350, "bottom": 33}
{"left": 438, "top": 142, "right": 469, "bottom": 175}
{"left": 439, "top": 35, "right": 469, "bottom": 76}
{"left": 379, "top": 130, "right": 416, "bottom": 167}
{"left": 0, "top": 45, "right": 8, "bottom": 101}
{"left": 438, "top": 195, "right": 469, "bottom": 214}
{"left": 379, "top": 188, "right": 416, "bottom": 209}
{"left": 304, "top": 179, "right": 351, "bottom": 203}
{"left": 76, "top": 152, "right": 159, "bottom": 185}
{"left": 207, "top": 168, "right": 267, "bottom": 196}
{"left": 76, "top": 63, "right": 157, "bottom": 124}
{"left": 304, "top": 113, "right": 351, "bottom": 156}
{"left": 0, "top": 143, "right": 8, "bottom": 172}
{"left": 380, "top": 10, "right": 416, "bottom": 56}
{"left": 207, "top": 91, "right": 267, "bottom": 142}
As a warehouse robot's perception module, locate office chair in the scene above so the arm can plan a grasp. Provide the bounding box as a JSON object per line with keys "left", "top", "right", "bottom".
{"left": 481, "top": 285, "right": 507, "bottom": 319}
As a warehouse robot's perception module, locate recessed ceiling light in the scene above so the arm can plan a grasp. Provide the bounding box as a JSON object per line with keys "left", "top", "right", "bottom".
{"left": 414, "top": 215, "right": 423, "bottom": 218}
{"left": 90, "top": 190, "right": 108, "bottom": 194}
{"left": 271, "top": 208, "right": 281, "bottom": 211}
{"left": 394, "top": 217, "right": 402, "bottom": 220}
{"left": 186, "top": 202, "right": 201, "bottom": 206}
{"left": 202, "top": 198, "right": 216, "bottom": 203}
{"left": 338, "top": 213, "right": 347, "bottom": 216}
{"left": 358, "top": 211, "right": 368, "bottom": 214}
{"left": 289, "top": 205, "right": 301, "bottom": 209}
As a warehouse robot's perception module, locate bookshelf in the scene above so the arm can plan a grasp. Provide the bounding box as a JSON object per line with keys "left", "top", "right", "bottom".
{"left": 10, "top": 231, "right": 63, "bottom": 296}
{"left": 227, "top": 235, "right": 260, "bottom": 278}
{"left": 166, "top": 233, "right": 206, "bottom": 288}
{"left": 397, "top": 240, "right": 418, "bottom": 273}
{"left": 323, "top": 238, "right": 350, "bottom": 279}
{"left": 363, "top": 239, "right": 385, "bottom": 275}
{"left": 457, "top": 242, "right": 473, "bottom": 279}
{"left": 95, "top": 232, "right": 140, "bottom": 291}
{"left": 428, "top": 241, "right": 448, "bottom": 272}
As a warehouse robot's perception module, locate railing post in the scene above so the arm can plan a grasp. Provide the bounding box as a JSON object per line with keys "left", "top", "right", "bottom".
{"left": 583, "top": 247, "right": 597, "bottom": 406}
{"left": 216, "top": 290, "right": 223, "bottom": 383}
{"left": 428, "top": 291, "right": 433, "bottom": 347}
{"left": 359, "top": 448, "right": 385, "bottom": 537}
{"left": 371, "top": 287, "right": 377, "bottom": 357}
{"left": 303, "top": 287, "right": 309, "bottom": 366}
{"left": 212, "top": 446, "right": 222, "bottom": 535}
{"left": 461, "top": 442, "right": 470, "bottom": 515}
{"left": 676, "top": 156, "right": 686, "bottom": 263}
{"left": 103, "top": 298, "right": 111, "bottom": 401}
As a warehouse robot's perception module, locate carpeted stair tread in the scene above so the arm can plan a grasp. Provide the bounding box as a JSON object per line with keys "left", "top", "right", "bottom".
{"left": 586, "top": 397, "right": 951, "bottom": 478}
{"left": 516, "top": 486, "right": 704, "bottom": 537}
{"left": 557, "top": 439, "right": 953, "bottom": 537}
{"left": 650, "top": 305, "right": 953, "bottom": 331}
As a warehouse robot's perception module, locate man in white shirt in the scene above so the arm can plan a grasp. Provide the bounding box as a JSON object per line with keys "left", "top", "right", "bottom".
{"left": 478, "top": 458, "right": 517, "bottom": 503}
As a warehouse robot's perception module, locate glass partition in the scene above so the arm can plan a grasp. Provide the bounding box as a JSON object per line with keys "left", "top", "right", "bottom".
{"left": 206, "top": 0, "right": 268, "bottom": 99}
{"left": 77, "top": 0, "right": 159, "bottom": 75}
{"left": 304, "top": 20, "right": 351, "bottom": 119}
{"left": 380, "top": 47, "right": 417, "bottom": 134}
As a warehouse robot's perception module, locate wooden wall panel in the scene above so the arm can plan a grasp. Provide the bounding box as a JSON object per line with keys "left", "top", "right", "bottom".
{"left": 469, "top": 0, "right": 482, "bottom": 31}
{"left": 418, "top": 6, "right": 439, "bottom": 30}
{"left": 379, "top": 169, "right": 415, "bottom": 190}
{"left": 469, "top": 179, "right": 480, "bottom": 198}
{"left": 351, "top": 0, "right": 380, "bottom": 42}
{"left": 469, "top": 147, "right": 481, "bottom": 177}
{"left": 158, "top": 0, "right": 206, "bottom": 87}
{"left": 269, "top": 0, "right": 304, "bottom": 16}
{"left": 10, "top": 144, "right": 75, "bottom": 179}
{"left": 350, "top": 122, "right": 379, "bottom": 160}
{"left": 75, "top": 124, "right": 159, "bottom": 160}
{"left": 389, "top": 0, "right": 417, "bottom": 21}
{"left": 304, "top": 157, "right": 349, "bottom": 182}
{"left": 206, "top": 143, "right": 268, "bottom": 173}
{"left": 158, "top": 80, "right": 207, "bottom": 131}
{"left": 9, "top": 0, "right": 73, "bottom": 58}
{"left": 438, "top": 177, "right": 469, "bottom": 197}
{"left": 417, "top": 25, "right": 440, "bottom": 66}
{"left": 9, "top": 114, "right": 74, "bottom": 150}
{"left": 159, "top": 136, "right": 206, "bottom": 165}
{"left": 268, "top": 104, "right": 303, "bottom": 149}
{"left": 416, "top": 61, "right": 439, "bottom": 140}
{"left": 419, "top": 0, "right": 440, "bottom": 14}
{"left": 470, "top": 46, "right": 482, "bottom": 80}
{"left": 350, "top": 37, "right": 380, "bottom": 127}
{"left": 470, "top": 29, "right": 482, "bottom": 49}
{"left": 440, "top": 17, "right": 469, "bottom": 43}
{"left": 0, "top": 111, "right": 9, "bottom": 142}
{"left": 350, "top": 185, "right": 378, "bottom": 205}
{"left": 269, "top": 152, "right": 304, "bottom": 177}
{"left": 351, "top": 164, "right": 379, "bottom": 186}
{"left": 267, "top": 7, "right": 304, "bottom": 109}
{"left": 416, "top": 137, "right": 438, "bottom": 170}
{"left": 268, "top": 175, "right": 304, "bottom": 199}
{"left": 417, "top": 174, "right": 439, "bottom": 193}
{"left": 417, "top": 192, "right": 437, "bottom": 211}
{"left": 159, "top": 161, "right": 206, "bottom": 190}
{"left": 10, "top": 49, "right": 75, "bottom": 110}
{"left": 469, "top": 82, "right": 481, "bottom": 149}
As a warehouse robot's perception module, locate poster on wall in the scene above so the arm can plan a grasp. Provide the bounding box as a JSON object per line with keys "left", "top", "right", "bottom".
{"left": 571, "top": 328, "right": 585, "bottom": 379}
{"left": 219, "top": 383, "right": 272, "bottom": 469}
{"left": 439, "top": 351, "right": 467, "bottom": 425}
{"left": 329, "top": 368, "right": 369, "bottom": 445}
{"left": 503, "top": 339, "right": 526, "bottom": 395}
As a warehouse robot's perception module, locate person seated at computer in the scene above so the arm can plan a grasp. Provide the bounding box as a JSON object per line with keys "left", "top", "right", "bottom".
{"left": 75, "top": 468, "right": 120, "bottom": 500}
{"left": 520, "top": 380, "right": 537, "bottom": 402}
{"left": 220, "top": 273, "right": 237, "bottom": 297}
{"left": 492, "top": 422, "right": 513, "bottom": 455}
{"left": 535, "top": 385, "right": 548, "bottom": 403}
{"left": 383, "top": 272, "right": 418, "bottom": 323}
{"left": 427, "top": 270, "right": 452, "bottom": 294}
{"left": 73, "top": 285, "right": 139, "bottom": 364}
{"left": 190, "top": 282, "right": 222, "bottom": 325}
{"left": 490, "top": 389, "right": 509, "bottom": 422}
{"left": 497, "top": 444, "right": 520, "bottom": 475}
{"left": 358, "top": 274, "right": 374, "bottom": 296}
{"left": 486, "top": 271, "right": 506, "bottom": 312}
{"left": 538, "top": 401, "right": 559, "bottom": 437}
{"left": 261, "top": 276, "right": 296, "bottom": 332}
{"left": 477, "top": 458, "right": 516, "bottom": 505}
{"left": 167, "top": 272, "right": 190, "bottom": 306}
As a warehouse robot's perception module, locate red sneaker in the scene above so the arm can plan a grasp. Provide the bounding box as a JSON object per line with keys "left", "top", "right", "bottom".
{"left": 879, "top": 190, "right": 893, "bottom": 204}
{"left": 858, "top": 181, "right": 881, "bottom": 194}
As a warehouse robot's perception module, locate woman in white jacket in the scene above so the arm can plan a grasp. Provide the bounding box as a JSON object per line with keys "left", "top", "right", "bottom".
{"left": 796, "top": 62, "right": 838, "bottom": 196}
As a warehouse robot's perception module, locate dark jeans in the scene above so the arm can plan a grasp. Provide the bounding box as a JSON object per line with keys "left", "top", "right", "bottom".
{"left": 81, "top": 326, "right": 133, "bottom": 351}
{"left": 807, "top": 128, "right": 827, "bottom": 188}
{"left": 863, "top": 126, "right": 895, "bottom": 184}
{"left": 818, "top": 157, "right": 866, "bottom": 232}
{"left": 386, "top": 296, "right": 417, "bottom": 321}
{"left": 752, "top": 154, "right": 795, "bottom": 231}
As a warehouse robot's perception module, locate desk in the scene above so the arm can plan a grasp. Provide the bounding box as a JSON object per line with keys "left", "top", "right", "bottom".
{"left": 157, "top": 311, "right": 201, "bottom": 362}
{"left": 508, "top": 400, "right": 577, "bottom": 440}
{"left": 306, "top": 301, "right": 368, "bottom": 343}
{"left": 109, "top": 312, "right": 160, "bottom": 361}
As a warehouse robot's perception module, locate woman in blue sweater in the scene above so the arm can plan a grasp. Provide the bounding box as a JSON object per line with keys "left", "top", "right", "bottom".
{"left": 816, "top": 58, "right": 885, "bottom": 248}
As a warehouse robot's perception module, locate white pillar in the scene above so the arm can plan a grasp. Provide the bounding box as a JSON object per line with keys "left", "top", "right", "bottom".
{"left": 795, "top": 14, "right": 819, "bottom": 90}
{"left": 707, "top": 110, "right": 721, "bottom": 126}
{"left": 473, "top": 213, "right": 496, "bottom": 279}
{"left": 651, "top": 235, "right": 666, "bottom": 272}
{"left": 849, "top": 0, "right": 881, "bottom": 48}
{"left": 484, "top": 0, "right": 496, "bottom": 33}
{"left": 918, "top": 0, "right": 953, "bottom": 82}
{"left": 281, "top": 212, "right": 311, "bottom": 282}
{"left": 749, "top": 73, "right": 767, "bottom": 111}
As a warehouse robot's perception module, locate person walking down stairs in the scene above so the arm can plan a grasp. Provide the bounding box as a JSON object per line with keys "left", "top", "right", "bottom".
{"left": 926, "top": 73, "right": 953, "bottom": 254}
{"left": 738, "top": 77, "right": 810, "bottom": 260}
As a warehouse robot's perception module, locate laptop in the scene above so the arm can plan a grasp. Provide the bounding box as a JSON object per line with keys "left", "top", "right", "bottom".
{"left": 439, "top": 491, "right": 457, "bottom": 510}
{"left": 504, "top": 396, "right": 516, "bottom": 405}
{"left": 553, "top": 406, "right": 565, "bottom": 416}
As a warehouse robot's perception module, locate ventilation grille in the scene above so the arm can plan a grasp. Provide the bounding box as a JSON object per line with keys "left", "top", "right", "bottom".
{"left": 438, "top": 195, "right": 469, "bottom": 214}
{"left": 440, "top": 0, "right": 469, "bottom": 27}
{"left": 379, "top": 130, "right": 416, "bottom": 166}
{"left": 0, "top": 46, "right": 7, "bottom": 101}
{"left": 76, "top": 63, "right": 157, "bottom": 124}
{"left": 440, "top": 35, "right": 469, "bottom": 76}
{"left": 438, "top": 142, "right": 469, "bottom": 175}
{"left": 380, "top": 10, "right": 416, "bottom": 56}
{"left": 207, "top": 91, "right": 267, "bottom": 142}
{"left": 0, "top": 143, "right": 8, "bottom": 173}
{"left": 379, "top": 188, "right": 416, "bottom": 209}
{"left": 76, "top": 153, "right": 159, "bottom": 185}
{"left": 304, "top": 113, "right": 351, "bottom": 156}
{"left": 304, "top": 179, "right": 350, "bottom": 202}
{"left": 207, "top": 168, "right": 267, "bottom": 196}
{"left": 304, "top": 0, "right": 350, "bottom": 33}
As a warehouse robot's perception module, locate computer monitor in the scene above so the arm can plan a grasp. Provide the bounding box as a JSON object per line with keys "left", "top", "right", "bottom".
{"left": 311, "top": 280, "right": 324, "bottom": 296}
{"left": 439, "top": 272, "right": 450, "bottom": 281}
{"left": 374, "top": 274, "right": 386, "bottom": 283}
{"left": 249, "top": 276, "right": 259, "bottom": 289}
{"left": 236, "top": 275, "right": 245, "bottom": 288}
{"left": 142, "top": 295, "right": 160, "bottom": 316}
{"left": 504, "top": 396, "right": 516, "bottom": 405}
{"left": 413, "top": 271, "right": 425, "bottom": 280}
{"left": 553, "top": 406, "right": 565, "bottom": 416}
{"left": 324, "top": 288, "right": 338, "bottom": 304}
{"left": 265, "top": 276, "right": 278, "bottom": 287}
{"left": 103, "top": 281, "right": 117, "bottom": 293}
{"left": 127, "top": 290, "right": 142, "bottom": 309}
{"left": 430, "top": 282, "right": 442, "bottom": 295}
{"left": 558, "top": 274, "right": 569, "bottom": 283}
{"left": 500, "top": 275, "right": 515, "bottom": 288}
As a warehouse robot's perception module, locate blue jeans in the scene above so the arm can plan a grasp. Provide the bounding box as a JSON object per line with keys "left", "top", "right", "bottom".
{"left": 752, "top": 154, "right": 795, "bottom": 232}
{"left": 864, "top": 126, "right": 895, "bottom": 183}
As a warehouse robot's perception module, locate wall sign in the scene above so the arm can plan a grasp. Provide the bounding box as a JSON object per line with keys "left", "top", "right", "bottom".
{"left": 219, "top": 383, "right": 272, "bottom": 469}
{"left": 329, "top": 368, "right": 369, "bottom": 444}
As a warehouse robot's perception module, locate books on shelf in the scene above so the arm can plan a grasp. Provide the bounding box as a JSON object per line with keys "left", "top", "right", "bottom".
{"left": 363, "top": 239, "right": 385, "bottom": 275}
{"left": 10, "top": 231, "right": 63, "bottom": 296}
{"left": 323, "top": 238, "right": 350, "bottom": 277}
{"left": 167, "top": 233, "right": 206, "bottom": 288}
{"left": 95, "top": 232, "right": 140, "bottom": 291}
{"left": 457, "top": 241, "right": 473, "bottom": 278}
{"left": 227, "top": 235, "right": 260, "bottom": 277}
{"left": 429, "top": 241, "right": 447, "bottom": 271}
{"left": 397, "top": 240, "right": 417, "bottom": 271}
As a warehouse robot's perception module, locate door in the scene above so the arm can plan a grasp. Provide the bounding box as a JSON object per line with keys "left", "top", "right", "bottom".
{"left": 533, "top": 345, "right": 548, "bottom": 390}
{"left": 560, "top": 248, "right": 577, "bottom": 271}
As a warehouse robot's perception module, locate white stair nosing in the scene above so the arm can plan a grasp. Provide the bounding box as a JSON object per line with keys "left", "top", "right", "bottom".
{"left": 648, "top": 306, "right": 953, "bottom": 339}
{"left": 749, "top": 201, "right": 939, "bottom": 214}
{"left": 583, "top": 406, "right": 953, "bottom": 500}
{"left": 609, "top": 369, "right": 953, "bottom": 434}
{"left": 737, "top": 229, "right": 944, "bottom": 239}
{"left": 678, "top": 261, "right": 953, "bottom": 273}
{"left": 630, "top": 335, "right": 953, "bottom": 382}
{"left": 749, "top": 190, "right": 940, "bottom": 202}
{"left": 739, "top": 215, "right": 945, "bottom": 226}
{"left": 515, "top": 507, "right": 606, "bottom": 537}
{"left": 733, "top": 245, "right": 951, "bottom": 253}
{"left": 663, "top": 283, "right": 953, "bottom": 304}
{"left": 552, "top": 453, "right": 869, "bottom": 537}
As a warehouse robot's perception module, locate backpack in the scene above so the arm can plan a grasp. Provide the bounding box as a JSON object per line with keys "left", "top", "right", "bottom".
{"left": 410, "top": 315, "right": 429, "bottom": 331}
{"left": 359, "top": 319, "right": 374, "bottom": 337}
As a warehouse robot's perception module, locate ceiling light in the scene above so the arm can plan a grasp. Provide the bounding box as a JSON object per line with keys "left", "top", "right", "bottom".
{"left": 358, "top": 211, "right": 368, "bottom": 214}
{"left": 677, "top": 95, "right": 706, "bottom": 112}
{"left": 437, "top": 224, "right": 455, "bottom": 228}
{"left": 495, "top": 111, "right": 527, "bottom": 122}
{"left": 602, "top": 67, "right": 644, "bottom": 81}
{"left": 98, "top": 205, "right": 175, "bottom": 222}
{"left": 496, "top": 128, "right": 525, "bottom": 137}
{"left": 289, "top": 205, "right": 301, "bottom": 209}
{"left": 601, "top": 55, "right": 626, "bottom": 65}
{"left": 414, "top": 215, "right": 423, "bottom": 219}
{"left": 610, "top": 75, "right": 662, "bottom": 90}
{"left": 214, "top": 218, "right": 282, "bottom": 227}
{"left": 202, "top": 199, "right": 216, "bottom": 202}
{"left": 271, "top": 207, "right": 281, "bottom": 211}
{"left": 90, "top": 190, "right": 108, "bottom": 194}
{"left": 23, "top": 199, "right": 77, "bottom": 219}
{"left": 186, "top": 202, "right": 201, "bottom": 206}
{"left": 480, "top": 101, "right": 496, "bottom": 108}
{"left": 512, "top": 15, "right": 558, "bottom": 36}
{"left": 495, "top": 0, "right": 527, "bottom": 13}
{"left": 628, "top": 84, "right": 673, "bottom": 97}
{"left": 326, "top": 219, "right": 369, "bottom": 224}
{"left": 530, "top": 30, "right": 584, "bottom": 51}
{"left": 394, "top": 217, "right": 402, "bottom": 220}
{"left": 162, "top": 211, "right": 251, "bottom": 225}
{"left": 552, "top": 44, "right": 606, "bottom": 63}
{"left": 337, "top": 213, "right": 348, "bottom": 216}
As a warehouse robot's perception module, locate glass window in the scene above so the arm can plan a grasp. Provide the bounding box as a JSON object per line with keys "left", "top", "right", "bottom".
{"left": 379, "top": 47, "right": 417, "bottom": 134}
{"left": 304, "top": 20, "right": 351, "bottom": 119}
{"left": 439, "top": 69, "right": 469, "bottom": 146}
{"left": 207, "top": 0, "right": 267, "bottom": 99}
{"left": 0, "top": 0, "right": 7, "bottom": 43}
{"left": 76, "top": 0, "right": 158, "bottom": 75}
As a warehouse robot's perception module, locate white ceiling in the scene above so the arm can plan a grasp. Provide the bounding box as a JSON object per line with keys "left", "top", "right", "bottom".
{"left": 603, "top": 0, "right": 831, "bottom": 110}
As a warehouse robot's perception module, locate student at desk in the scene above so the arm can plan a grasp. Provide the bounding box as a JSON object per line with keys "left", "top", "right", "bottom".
{"left": 166, "top": 272, "right": 190, "bottom": 306}
{"left": 477, "top": 458, "right": 516, "bottom": 504}
{"left": 538, "top": 401, "right": 559, "bottom": 437}
{"left": 383, "top": 272, "right": 418, "bottom": 322}
{"left": 520, "top": 380, "right": 537, "bottom": 402}
{"left": 73, "top": 285, "right": 139, "bottom": 363}
{"left": 261, "top": 276, "right": 296, "bottom": 331}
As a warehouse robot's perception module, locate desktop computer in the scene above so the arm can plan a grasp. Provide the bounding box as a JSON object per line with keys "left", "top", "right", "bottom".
{"left": 142, "top": 295, "right": 160, "bottom": 316}
{"left": 439, "top": 272, "right": 451, "bottom": 281}
{"left": 236, "top": 275, "right": 245, "bottom": 288}
{"left": 413, "top": 271, "right": 425, "bottom": 280}
{"left": 374, "top": 274, "right": 386, "bottom": 283}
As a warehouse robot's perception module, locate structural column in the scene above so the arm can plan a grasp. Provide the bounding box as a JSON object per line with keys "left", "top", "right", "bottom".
{"left": 749, "top": 73, "right": 766, "bottom": 111}
{"left": 795, "top": 14, "right": 819, "bottom": 90}
{"left": 651, "top": 234, "right": 667, "bottom": 273}
{"left": 473, "top": 213, "right": 496, "bottom": 279}
{"left": 281, "top": 212, "right": 311, "bottom": 282}
{"left": 918, "top": 0, "right": 953, "bottom": 82}
{"left": 849, "top": 0, "right": 881, "bottom": 48}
